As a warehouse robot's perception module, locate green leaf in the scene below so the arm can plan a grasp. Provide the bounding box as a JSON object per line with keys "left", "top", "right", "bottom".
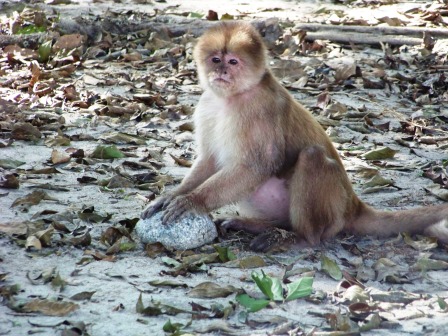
{"left": 414, "top": 257, "right": 448, "bottom": 271}
{"left": 438, "top": 296, "right": 447, "bottom": 310}
{"left": 15, "top": 25, "right": 46, "bottom": 35}
{"left": 251, "top": 270, "right": 283, "bottom": 301}
{"left": 239, "top": 255, "right": 266, "bottom": 268}
{"left": 188, "top": 12, "right": 204, "bottom": 18}
{"left": 120, "top": 242, "right": 136, "bottom": 252}
{"left": 221, "top": 13, "right": 234, "bottom": 20}
{"left": 321, "top": 254, "right": 342, "bottom": 280}
{"left": 235, "top": 293, "right": 270, "bottom": 312}
{"left": 91, "top": 145, "right": 125, "bottom": 159}
{"left": 285, "top": 277, "right": 313, "bottom": 301}
{"left": 162, "top": 319, "right": 179, "bottom": 332}
{"left": 162, "top": 319, "right": 191, "bottom": 335}
{"left": 39, "top": 40, "right": 52, "bottom": 63}
{"left": 213, "top": 245, "right": 237, "bottom": 262}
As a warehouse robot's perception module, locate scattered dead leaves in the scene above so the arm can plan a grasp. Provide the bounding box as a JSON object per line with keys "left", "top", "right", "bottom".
{"left": 1, "top": 1, "right": 448, "bottom": 335}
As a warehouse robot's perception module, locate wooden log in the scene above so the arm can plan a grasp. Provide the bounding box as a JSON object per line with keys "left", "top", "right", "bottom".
{"left": 0, "top": 33, "right": 46, "bottom": 49}
{"left": 0, "top": 16, "right": 281, "bottom": 48}
{"left": 303, "top": 31, "right": 422, "bottom": 46}
{"left": 294, "top": 23, "right": 448, "bottom": 38}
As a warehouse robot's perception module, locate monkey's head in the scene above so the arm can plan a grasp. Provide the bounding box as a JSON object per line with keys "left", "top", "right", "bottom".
{"left": 193, "top": 21, "right": 267, "bottom": 97}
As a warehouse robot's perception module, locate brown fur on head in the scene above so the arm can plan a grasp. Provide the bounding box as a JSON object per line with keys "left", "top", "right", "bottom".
{"left": 193, "top": 21, "right": 267, "bottom": 96}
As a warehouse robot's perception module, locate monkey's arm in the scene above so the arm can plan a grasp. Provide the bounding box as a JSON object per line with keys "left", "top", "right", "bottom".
{"left": 141, "top": 157, "right": 217, "bottom": 219}
{"left": 172, "top": 157, "right": 217, "bottom": 196}
{"left": 162, "top": 165, "right": 270, "bottom": 223}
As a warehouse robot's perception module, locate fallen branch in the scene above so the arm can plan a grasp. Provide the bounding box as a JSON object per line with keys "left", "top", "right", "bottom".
{"left": 294, "top": 23, "right": 448, "bottom": 38}
{"left": 0, "top": 33, "right": 47, "bottom": 49}
{"left": 303, "top": 31, "right": 422, "bottom": 46}
{"left": 0, "top": 16, "right": 281, "bottom": 49}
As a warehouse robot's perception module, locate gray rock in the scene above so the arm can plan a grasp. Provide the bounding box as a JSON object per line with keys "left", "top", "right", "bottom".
{"left": 135, "top": 212, "right": 217, "bottom": 250}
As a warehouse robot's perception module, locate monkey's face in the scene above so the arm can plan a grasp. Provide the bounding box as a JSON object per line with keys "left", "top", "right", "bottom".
{"left": 194, "top": 22, "right": 267, "bottom": 97}
{"left": 200, "top": 52, "right": 246, "bottom": 95}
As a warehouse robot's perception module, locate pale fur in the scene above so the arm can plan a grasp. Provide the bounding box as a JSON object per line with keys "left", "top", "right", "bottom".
{"left": 141, "top": 21, "right": 448, "bottom": 249}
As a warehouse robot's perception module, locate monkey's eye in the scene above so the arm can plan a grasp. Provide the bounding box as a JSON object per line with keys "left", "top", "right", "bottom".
{"left": 212, "top": 57, "right": 221, "bottom": 63}
{"left": 228, "top": 59, "right": 238, "bottom": 65}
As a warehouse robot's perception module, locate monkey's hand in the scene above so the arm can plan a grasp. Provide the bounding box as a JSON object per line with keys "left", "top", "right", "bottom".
{"left": 141, "top": 195, "right": 173, "bottom": 219}
{"left": 162, "top": 194, "right": 206, "bottom": 225}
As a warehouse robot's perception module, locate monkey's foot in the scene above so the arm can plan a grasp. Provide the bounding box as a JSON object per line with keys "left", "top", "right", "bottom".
{"left": 250, "top": 228, "right": 297, "bottom": 253}
{"left": 218, "top": 217, "right": 278, "bottom": 235}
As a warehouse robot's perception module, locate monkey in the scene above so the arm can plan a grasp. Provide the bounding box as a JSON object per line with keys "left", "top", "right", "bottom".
{"left": 141, "top": 20, "right": 448, "bottom": 252}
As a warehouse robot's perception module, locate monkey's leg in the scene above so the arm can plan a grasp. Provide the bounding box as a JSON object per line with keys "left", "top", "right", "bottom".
{"left": 250, "top": 145, "right": 349, "bottom": 252}
{"left": 289, "top": 145, "right": 348, "bottom": 245}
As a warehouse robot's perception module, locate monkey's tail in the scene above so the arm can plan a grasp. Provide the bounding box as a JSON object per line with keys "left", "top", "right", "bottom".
{"left": 353, "top": 203, "right": 448, "bottom": 243}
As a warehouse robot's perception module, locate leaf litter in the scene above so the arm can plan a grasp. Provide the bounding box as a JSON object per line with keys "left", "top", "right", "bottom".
{"left": 1, "top": 0, "right": 448, "bottom": 335}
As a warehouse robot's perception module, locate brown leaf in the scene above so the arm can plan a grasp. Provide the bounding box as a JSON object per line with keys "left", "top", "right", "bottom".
{"left": 348, "top": 302, "right": 373, "bottom": 315}
{"left": 11, "top": 123, "right": 42, "bottom": 141}
{"left": 51, "top": 149, "right": 71, "bottom": 165}
{"left": 326, "top": 58, "right": 357, "bottom": 82}
{"left": 377, "top": 16, "right": 407, "bottom": 27}
{"left": 34, "top": 227, "right": 54, "bottom": 247}
{"left": 169, "top": 154, "right": 192, "bottom": 167}
{"left": 206, "top": 10, "right": 219, "bottom": 21}
{"left": 106, "top": 240, "right": 121, "bottom": 255}
{"left": 363, "top": 77, "right": 385, "bottom": 89}
{"left": 29, "top": 60, "right": 41, "bottom": 89}
{"left": 23, "top": 299, "right": 79, "bottom": 316}
{"left": 0, "top": 174, "right": 20, "bottom": 189}
{"left": 26, "top": 167, "right": 61, "bottom": 174}
{"left": 11, "top": 190, "right": 53, "bottom": 208}
{"left": 63, "top": 84, "right": 79, "bottom": 101}
{"left": 53, "top": 34, "right": 85, "bottom": 51}
{"left": 4, "top": 45, "right": 38, "bottom": 60}
{"left": 25, "top": 236, "right": 42, "bottom": 250}
{"left": 0, "top": 221, "right": 29, "bottom": 236}
{"left": 70, "top": 232, "right": 92, "bottom": 247}
{"left": 123, "top": 52, "right": 142, "bottom": 62}
{"left": 45, "top": 131, "right": 71, "bottom": 147}
{"left": 84, "top": 250, "right": 116, "bottom": 262}
{"left": 316, "top": 91, "right": 331, "bottom": 110}
{"left": 70, "top": 291, "right": 96, "bottom": 301}
{"left": 188, "top": 282, "right": 238, "bottom": 298}
{"left": 145, "top": 242, "right": 167, "bottom": 258}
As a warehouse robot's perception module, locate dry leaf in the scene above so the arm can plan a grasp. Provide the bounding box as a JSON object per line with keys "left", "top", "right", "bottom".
{"left": 51, "top": 149, "right": 71, "bottom": 164}
{"left": 23, "top": 299, "right": 79, "bottom": 316}
{"left": 188, "top": 282, "right": 238, "bottom": 298}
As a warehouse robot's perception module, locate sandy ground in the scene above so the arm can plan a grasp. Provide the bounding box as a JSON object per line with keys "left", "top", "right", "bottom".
{"left": 1, "top": 0, "right": 448, "bottom": 335}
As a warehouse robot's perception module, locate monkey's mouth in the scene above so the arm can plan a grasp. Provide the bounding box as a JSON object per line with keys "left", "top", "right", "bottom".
{"left": 211, "top": 77, "right": 231, "bottom": 86}
{"left": 210, "top": 72, "right": 231, "bottom": 83}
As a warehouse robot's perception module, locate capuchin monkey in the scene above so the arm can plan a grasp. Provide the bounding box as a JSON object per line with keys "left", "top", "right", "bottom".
{"left": 141, "top": 21, "right": 448, "bottom": 251}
